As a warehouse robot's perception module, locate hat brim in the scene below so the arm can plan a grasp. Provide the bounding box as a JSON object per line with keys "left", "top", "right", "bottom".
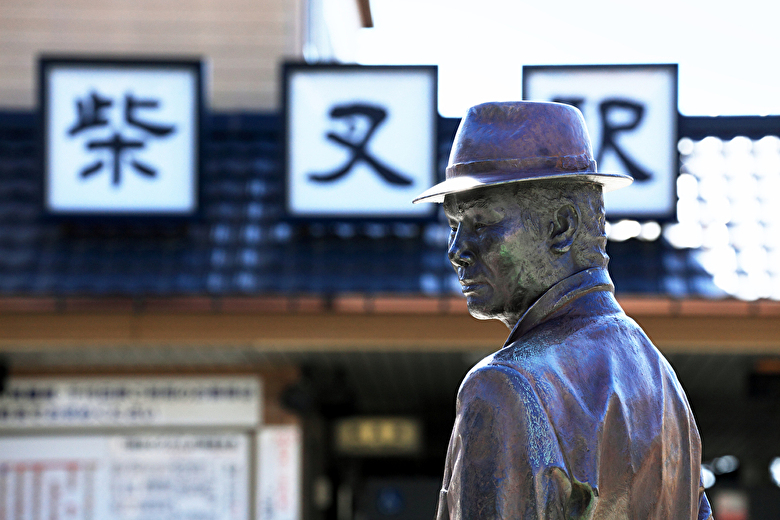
{"left": 412, "top": 171, "right": 633, "bottom": 204}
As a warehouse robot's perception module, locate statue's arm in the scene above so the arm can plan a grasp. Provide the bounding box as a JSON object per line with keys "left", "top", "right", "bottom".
{"left": 436, "top": 364, "right": 576, "bottom": 519}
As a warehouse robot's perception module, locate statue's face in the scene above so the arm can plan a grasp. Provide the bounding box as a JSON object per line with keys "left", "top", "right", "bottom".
{"left": 443, "top": 185, "right": 556, "bottom": 328}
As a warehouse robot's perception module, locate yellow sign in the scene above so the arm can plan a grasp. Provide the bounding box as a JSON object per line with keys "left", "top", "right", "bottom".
{"left": 334, "top": 416, "right": 422, "bottom": 456}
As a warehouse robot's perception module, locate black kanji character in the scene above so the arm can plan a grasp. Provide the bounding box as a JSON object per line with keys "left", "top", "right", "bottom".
{"left": 597, "top": 99, "right": 652, "bottom": 182}
{"left": 309, "top": 103, "right": 413, "bottom": 186}
{"left": 69, "top": 91, "right": 177, "bottom": 186}
{"left": 551, "top": 96, "right": 652, "bottom": 182}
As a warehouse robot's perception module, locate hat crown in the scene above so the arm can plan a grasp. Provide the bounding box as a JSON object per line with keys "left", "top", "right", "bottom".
{"left": 447, "top": 101, "right": 596, "bottom": 179}
{"left": 411, "top": 100, "right": 632, "bottom": 204}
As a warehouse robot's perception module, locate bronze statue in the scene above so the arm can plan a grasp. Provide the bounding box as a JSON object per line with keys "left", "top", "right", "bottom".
{"left": 414, "top": 102, "right": 712, "bottom": 519}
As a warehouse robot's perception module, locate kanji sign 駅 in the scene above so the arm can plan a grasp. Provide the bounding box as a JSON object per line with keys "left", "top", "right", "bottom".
{"left": 523, "top": 64, "right": 678, "bottom": 220}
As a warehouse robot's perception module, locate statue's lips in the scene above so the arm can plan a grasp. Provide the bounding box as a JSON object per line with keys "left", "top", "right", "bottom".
{"left": 460, "top": 279, "right": 488, "bottom": 294}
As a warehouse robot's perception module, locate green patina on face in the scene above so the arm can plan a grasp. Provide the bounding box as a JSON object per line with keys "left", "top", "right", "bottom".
{"left": 444, "top": 184, "right": 564, "bottom": 328}
{"left": 498, "top": 243, "right": 513, "bottom": 260}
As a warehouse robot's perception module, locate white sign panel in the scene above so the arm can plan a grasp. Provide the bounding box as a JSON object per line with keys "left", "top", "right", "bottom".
{"left": 523, "top": 64, "right": 678, "bottom": 219}
{"left": 257, "top": 425, "right": 302, "bottom": 520}
{"left": 108, "top": 435, "right": 249, "bottom": 520}
{"left": 42, "top": 58, "right": 201, "bottom": 215}
{"left": 0, "top": 433, "right": 249, "bottom": 520}
{"left": 0, "top": 376, "right": 261, "bottom": 429}
{"left": 285, "top": 64, "right": 437, "bottom": 219}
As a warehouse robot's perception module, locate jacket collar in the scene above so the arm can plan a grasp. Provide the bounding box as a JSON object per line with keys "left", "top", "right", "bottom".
{"left": 503, "top": 267, "right": 615, "bottom": 346}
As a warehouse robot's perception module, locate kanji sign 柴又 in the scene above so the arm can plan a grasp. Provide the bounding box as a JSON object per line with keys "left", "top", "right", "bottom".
{"left": 41, "top": 58, "right": 202, "bottom": 216}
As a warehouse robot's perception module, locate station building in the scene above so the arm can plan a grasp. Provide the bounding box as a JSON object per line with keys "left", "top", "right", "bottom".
{"left": 0, "top": 1, "right": 779, "bottom": 519}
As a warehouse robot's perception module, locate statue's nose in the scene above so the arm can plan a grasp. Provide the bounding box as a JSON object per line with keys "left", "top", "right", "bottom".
{"left": 447, "top": 226, "right": 475, "bottom": 267}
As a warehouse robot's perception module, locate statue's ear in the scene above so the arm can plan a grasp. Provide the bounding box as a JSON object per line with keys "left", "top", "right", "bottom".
{"left": 549, "top": 203, "right": 578, "bottom": 254}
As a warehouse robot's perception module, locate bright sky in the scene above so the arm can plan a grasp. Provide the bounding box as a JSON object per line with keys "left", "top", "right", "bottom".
{"left": 357, "top": 0, "right": 780, "bottom": 117}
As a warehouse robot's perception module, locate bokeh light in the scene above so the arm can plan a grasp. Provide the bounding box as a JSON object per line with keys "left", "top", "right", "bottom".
{"left": 666, "top": 135, "right": 780, "bottom": 300}
{"left": 771, "top": 457, "right": 780, "bottom": 487}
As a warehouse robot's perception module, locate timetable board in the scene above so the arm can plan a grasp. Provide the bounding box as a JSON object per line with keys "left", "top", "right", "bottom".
{"left": 0, "top": 433, "right": 249, "bottom": 520}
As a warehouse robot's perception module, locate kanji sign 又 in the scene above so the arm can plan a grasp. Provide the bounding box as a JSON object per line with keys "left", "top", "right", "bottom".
{"left": 284, "top": 63, "right": 438, "bottom": 220}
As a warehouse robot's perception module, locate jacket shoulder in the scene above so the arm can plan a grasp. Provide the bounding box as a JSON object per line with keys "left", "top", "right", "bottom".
{"left": 456, "top": 360, "right": 548, "bottom": 419}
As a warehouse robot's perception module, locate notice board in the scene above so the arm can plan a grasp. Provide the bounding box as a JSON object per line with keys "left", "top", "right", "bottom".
{"left": 0, "top": 433, "right": 249, "bottom": 520}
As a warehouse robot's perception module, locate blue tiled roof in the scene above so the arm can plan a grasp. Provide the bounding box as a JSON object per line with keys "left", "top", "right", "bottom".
{"left": 0, "top": 110, "right": 754, "bottom": 298}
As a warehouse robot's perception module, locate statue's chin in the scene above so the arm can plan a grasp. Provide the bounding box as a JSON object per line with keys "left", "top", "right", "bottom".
{"left": 465, "top": 301, "right": 501, "bottom": 321}
{"left": 466, "top": 295, "right": 526, "bottom": 328}
{"left": 463, "top": 287, "right": 523, "bottom": 325}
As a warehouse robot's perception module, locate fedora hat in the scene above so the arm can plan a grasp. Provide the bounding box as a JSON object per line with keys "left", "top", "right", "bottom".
{"left": 413, "top": 101, "right": 633, "bottom": 204}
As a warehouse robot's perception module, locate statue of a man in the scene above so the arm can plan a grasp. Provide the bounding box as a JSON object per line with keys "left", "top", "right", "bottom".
{"left": 413, "top": 101, "right": 712, "bottom": 519}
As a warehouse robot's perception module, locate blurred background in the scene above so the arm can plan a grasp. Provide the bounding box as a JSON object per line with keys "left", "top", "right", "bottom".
{"left": 0, "top": 0, "right": 779, "bottom": 519}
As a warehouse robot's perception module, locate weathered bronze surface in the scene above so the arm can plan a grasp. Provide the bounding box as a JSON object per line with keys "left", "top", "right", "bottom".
{"left": 414, "top": 102, "right": 712, "bottom": 519}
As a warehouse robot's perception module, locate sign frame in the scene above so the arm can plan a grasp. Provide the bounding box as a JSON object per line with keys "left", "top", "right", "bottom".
{"left": 523, "top": 63, "right": 679, "bottom": 221}
{"left": 282, "top": 62, "right": 439, "bottom": 222}
{"left": 39, "top": 55, "right": 204, "bottom": 220}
